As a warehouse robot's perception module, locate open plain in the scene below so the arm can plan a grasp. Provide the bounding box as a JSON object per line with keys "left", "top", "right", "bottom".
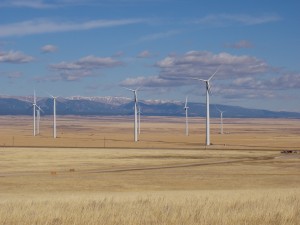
{"left": 0, "top": 116, "right": 299, "bottom": 224}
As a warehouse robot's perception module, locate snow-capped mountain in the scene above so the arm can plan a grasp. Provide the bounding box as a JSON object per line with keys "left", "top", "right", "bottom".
{"left": 65, "top": 96, "right": 131, "bottom": 105}
{"left": 0, "top": 95, "right": 299, "bottom": 118}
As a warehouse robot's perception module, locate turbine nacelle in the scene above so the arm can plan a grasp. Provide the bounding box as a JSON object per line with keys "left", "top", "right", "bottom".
{"left": 192, "top": 66, "right": 221, "bottom": 89}
{"left": 124, "top": 87, "right": 141, "bottom": 103}
{"left": 216, "top": 106, "right": 225, "bottom": 114}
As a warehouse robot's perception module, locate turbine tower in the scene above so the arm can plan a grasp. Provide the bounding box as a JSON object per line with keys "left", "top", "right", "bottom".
{"left": 36, "top": 105, "right": 43, "bottom": 135}
{"left": 33, "top": 90, "right": 36, "bottom": 136}
{"left": 48, "top": 94, "right": 57, "bottom": 139}
{"left": 138, "top": 106, "right": 141, "bottom": 135}
{"left": 184, "top": 96, "right": 189, "bottom": 136}
{"left": 194, "top": 67, "right": 220, "bottom": 146}
{"left": 217, "top": 108, "right": 225, "bottom": 134}
{"left": 125, "top": 88, "right": 140, "bottom": 142}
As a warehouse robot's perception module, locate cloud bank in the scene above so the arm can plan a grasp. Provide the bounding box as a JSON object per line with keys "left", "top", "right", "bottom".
{"left": 49, "top": 55, "right": 123, "bottom": 81}
{"left": 121, "top": 50, "right": 298, "bottom": 100}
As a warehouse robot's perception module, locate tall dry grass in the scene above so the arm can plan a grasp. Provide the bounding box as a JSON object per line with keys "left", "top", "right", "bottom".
{"left": 1, "top": 189, "right": 299, "bottom": 225}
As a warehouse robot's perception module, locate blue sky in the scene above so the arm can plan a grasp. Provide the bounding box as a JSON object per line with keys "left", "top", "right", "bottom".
{"left": 0, "top": 0, "right": 299, "bottom": 112}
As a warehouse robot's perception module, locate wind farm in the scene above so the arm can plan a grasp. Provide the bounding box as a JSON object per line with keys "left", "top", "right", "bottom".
{"left": 0, "top": 87, "right": 299, "bottom": 225}
{"left": 0, "top": 114, "right": 299, "bottom": 224}
{"left": 1, "top": 0, "right": 300, "bottom": 224}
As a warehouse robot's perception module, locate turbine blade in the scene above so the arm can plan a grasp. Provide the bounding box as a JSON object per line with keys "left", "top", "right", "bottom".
{"left": 185, "top": 96, "right": 188, "bottom": 108}
{"left": 208, "top": 65, "right": 222, "bottom": 81}
{"left": 34, "top": 90, "right": 36, "bottom": 104}
{"left": 36, "top": 105, "right": 44, "bottom": 113}
{"left": 192, "top": 77, "right": 207, "bottom": 82}
{"left": 45, "top": 91, "right": 55, "bottom": 99}
{"left": 123, "top": 87, "right": 135, "bottom": 92}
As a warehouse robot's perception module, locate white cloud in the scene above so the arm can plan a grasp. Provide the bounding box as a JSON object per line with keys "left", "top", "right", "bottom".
{"left": 120, "top": 76, "right": 188, "bottom": 87}
{"left": 230, "top": 73, "right": 300, "bottom": 91}
{"left": 212, "top": 86, "right": 276, "bottom": 99}
{"left": 49, "top": 55, "right": 123, "bottom": 81}
{"left": 208, "top": 73, "right": 300, "bottom": 100}
{"left": 156, "top": 51, "right": 269, "bottom": 80}
{"left": 269, "top": 72, "right": 300, "bottom": 89}
{"left": 0, "top": 50, "right": 34, "bottom": 63}
{"left": 232, "top": 77, "right": 266, "bottom": 89}
{"left": 41, "top": 44, "right": 58, "bottom": 53}
{"left": 51, "top": 55, "right": 122, "bottom": 70}
{"left": 120, "top": 50, "right": 299, "bottom": 101}
{"left": 0, "top": 18, "right": 146, "bottom": 37}
{"left": 120, "top": 50, "right": 272, "bottom": 89}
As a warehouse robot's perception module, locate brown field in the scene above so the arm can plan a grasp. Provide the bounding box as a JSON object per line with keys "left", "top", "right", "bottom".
{"left": 0, "top": 116, "right": 299, "bottom": 224}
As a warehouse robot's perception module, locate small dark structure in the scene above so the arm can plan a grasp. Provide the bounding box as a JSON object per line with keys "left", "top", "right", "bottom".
{"left": 281, "top": 150, "right": 298, "bottom": 154}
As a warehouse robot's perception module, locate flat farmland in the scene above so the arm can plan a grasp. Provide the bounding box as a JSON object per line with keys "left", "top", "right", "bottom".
{"left": 0, "top": 115, "right": 299, "bottom": 150}
{"left": 0, "top": 116, "right": 299, "bottom": 225}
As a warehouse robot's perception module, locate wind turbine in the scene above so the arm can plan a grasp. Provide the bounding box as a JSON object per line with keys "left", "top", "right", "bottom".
{"left": 125, "top": 87, "right": 140, "bottom": 142}
{"left": 48, "top": 93, "right": 57, "bottom": 139}
{"left": 216, "top": 108, "right": 225, "bottom": 134}
{"left": 184, "top": 96, "right": 189, "bottom": 136}
{"left": 193, "top": 67, "right": 220, "bottom": 146}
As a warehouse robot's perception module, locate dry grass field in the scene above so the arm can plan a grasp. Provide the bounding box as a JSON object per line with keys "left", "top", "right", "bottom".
{"left": 0, "top": 116, "right": 299, "bottom": 224}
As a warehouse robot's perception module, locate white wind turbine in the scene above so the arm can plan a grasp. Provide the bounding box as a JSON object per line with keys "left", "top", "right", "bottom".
{"left": 193, "top": 67, "right": 220, "bottom": 146}
{"left": 48, "top": 93, "right": 57, "bottom": 138}
{"left": 216, "top": 108, "right": 225, "bottom": 134}
{"left": 184, "top": 96, "right": 189, "bottom": 136}
{"left": 125, "top": 87, "right": 140, "bottom": 142}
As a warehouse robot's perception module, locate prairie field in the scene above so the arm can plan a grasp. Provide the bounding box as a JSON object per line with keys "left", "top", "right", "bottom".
{"left": 0, "top": 116, "right": 299, "bottom": 224}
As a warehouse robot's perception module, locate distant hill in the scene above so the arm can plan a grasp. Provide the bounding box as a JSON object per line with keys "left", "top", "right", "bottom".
{"left": 0, "top": 95, "right": 299, "bottom": 118}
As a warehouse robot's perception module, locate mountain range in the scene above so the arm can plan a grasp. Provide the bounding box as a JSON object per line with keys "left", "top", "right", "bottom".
{"left": 0, "top": 95, "right": 299, "bottom": 118}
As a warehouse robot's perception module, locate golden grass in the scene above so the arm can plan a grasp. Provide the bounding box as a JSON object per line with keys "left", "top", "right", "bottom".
{"left": 0, "top": 116, "right": 299, "bottom": 150}
{"left": 0, "top": 116, "right": 299, "bottom": 224}
{"left": 1, "top": 190, "right": 299, "bottom": 225}
{"left": 1, "top": 147, "right": 299, "bottom": 194}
